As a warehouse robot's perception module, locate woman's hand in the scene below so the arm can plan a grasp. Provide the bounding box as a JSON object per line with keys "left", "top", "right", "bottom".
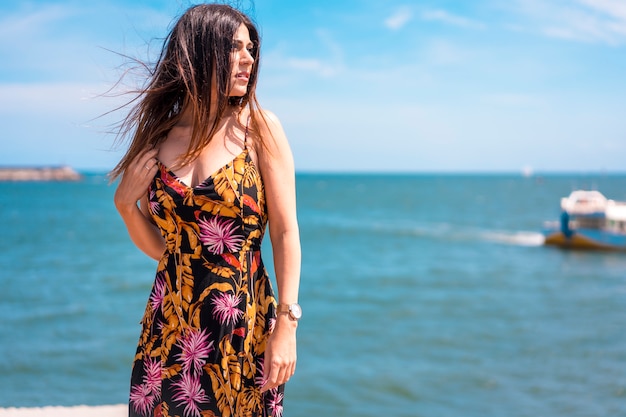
{"left": 113, "top": 148, "right": 165, "bottom": 260}
{"left": 261, "top": 315, "right": 297, "bottom": 393}
{"left": 114, "top": 148, "right": 159, "bottom": 213}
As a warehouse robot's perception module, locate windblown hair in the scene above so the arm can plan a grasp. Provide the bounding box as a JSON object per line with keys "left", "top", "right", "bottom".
{"left": 110, "top": 3, "right": 265, "bottom": 181}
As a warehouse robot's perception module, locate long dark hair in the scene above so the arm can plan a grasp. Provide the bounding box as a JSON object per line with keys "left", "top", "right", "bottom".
{"left": 110, "top": 3, "right": 265, "bottom": 180}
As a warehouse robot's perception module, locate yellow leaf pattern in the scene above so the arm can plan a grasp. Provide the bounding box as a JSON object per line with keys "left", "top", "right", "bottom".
{"left": 129, "top": 150, "right": 284, "bottom": 417}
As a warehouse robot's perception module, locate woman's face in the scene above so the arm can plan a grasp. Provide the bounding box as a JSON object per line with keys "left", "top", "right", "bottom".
{"left": 229, "top": 24, "right": 255, "bottom": 97}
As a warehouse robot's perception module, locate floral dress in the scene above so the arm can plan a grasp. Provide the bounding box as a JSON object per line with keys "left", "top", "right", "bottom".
{"left": 129, "top": 142, "right": 283, "bottom": 417}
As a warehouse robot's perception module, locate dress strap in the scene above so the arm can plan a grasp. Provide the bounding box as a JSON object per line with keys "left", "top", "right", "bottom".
{"left": 244, "top": 115, "right": 251, "bottom": 149}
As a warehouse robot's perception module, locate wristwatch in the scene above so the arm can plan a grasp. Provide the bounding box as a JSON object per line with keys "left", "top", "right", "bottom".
{"left": 277, "top": 303, "right": 302, "bottom": 321}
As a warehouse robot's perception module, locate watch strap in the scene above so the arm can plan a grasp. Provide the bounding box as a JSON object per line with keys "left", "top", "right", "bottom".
{"left": 277, "top": 303, "right": 301, "bottom": 321}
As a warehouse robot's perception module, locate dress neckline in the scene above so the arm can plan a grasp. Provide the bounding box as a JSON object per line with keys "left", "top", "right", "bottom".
{"left": 157, "top": 148, "right": 248, "bottom": 190}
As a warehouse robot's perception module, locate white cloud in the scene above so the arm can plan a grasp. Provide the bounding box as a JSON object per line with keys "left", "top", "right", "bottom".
{"left": 578, "top": 0, "right": 626, "bottom": 20}
{"left": 283, "top": 58, "right": 340, "bottom": 77}
{"left": 512, "top": 0, "right": 626, "bottom": 45}
{"left": 420, "top": 9, "right": 486, "bottom": 30}
{"left": 423, "top": 39, "right": 470, "bottom": 66}
{"left": 263, "top": 29, "right": 345, "bottom": 79}
{"left": 0, "top": 6, "right": 66, "bottom": 37}
{"left": 0, "top": 3, "right": 173, "bottom": 83}
{"left": 384, "top": 6, "right": 413, "bottom": 30}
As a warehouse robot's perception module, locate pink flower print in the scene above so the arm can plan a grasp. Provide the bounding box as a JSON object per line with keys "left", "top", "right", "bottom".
{"left": 255, "top": 357, "right": 267, "bottom": 387}
{"left": 198, "top": 215, "right": 244, "bottom": 254}
{"left": 211, "top": 292, "right": 244, "bottom": 327}
{"left": 267, "top": 388, "right": 284, "bottom": 417}
{"left": 268, "top": 317, "right": 276, "bottom": 334}
{"left": 149, "top": 272, "right": 167, "bottom": 315}
{"left": 156, "top": 319, "right": 166, "bottom": 332}
{"left": 149, "top": 188, "right": 160, "bottom": 215}
{"left": 171, "top": 371, "right": 209, "bottom": 417}
{"left": 175, "top": 328, "right": 214, "bottom": 375}
{"left": 130, "top": 382, "right": 155, "bottom": 417}
{"left": 142, "top": 356, "right": 162, "bottom": 398}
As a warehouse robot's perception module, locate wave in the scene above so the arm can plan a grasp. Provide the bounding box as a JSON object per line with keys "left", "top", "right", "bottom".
{"left": 307, "top": 218, "right": 546, "bottom": 247}
{"left": 479, "top": 230, "right": 545, "bottom": 247}
{"left": 372, "top": 220, "right": 546, "bottom": 247}
{"left": 411, "top": 225, "right": 546, "bottom": 247}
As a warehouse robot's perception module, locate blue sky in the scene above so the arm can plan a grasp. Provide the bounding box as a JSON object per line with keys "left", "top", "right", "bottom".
{"left": 1, "top": 0, "right": 625, "bottom": 172}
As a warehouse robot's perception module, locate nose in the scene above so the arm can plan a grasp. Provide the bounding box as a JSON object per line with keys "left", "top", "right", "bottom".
{"left": 241, "top": 48, "right": 254, "bottom": 65}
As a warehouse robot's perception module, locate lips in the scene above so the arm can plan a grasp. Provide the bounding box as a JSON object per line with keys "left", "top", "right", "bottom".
{"left": 236, "top": 71, "right": 250, "bottom": 82}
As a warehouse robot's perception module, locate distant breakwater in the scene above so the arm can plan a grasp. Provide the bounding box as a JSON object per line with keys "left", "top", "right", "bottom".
{"left": 0, "top": 166, "right": 82, "bottom": 182}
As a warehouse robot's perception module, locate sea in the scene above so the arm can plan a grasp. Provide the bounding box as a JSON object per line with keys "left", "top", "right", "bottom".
{"left": 1, "top": 172, "right": 625, "bottom": 417}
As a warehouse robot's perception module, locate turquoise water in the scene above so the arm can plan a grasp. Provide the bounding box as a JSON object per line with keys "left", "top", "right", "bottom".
{"left": 1, "top": 173, "right": 625, "bottom": 416}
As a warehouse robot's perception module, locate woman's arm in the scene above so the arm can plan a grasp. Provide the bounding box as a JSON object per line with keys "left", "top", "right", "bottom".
{"left": 114, "top": 148, "right": 166, "bottom": 260}
{"left": 255, "top": 110, "right": 301, "bottom": 393}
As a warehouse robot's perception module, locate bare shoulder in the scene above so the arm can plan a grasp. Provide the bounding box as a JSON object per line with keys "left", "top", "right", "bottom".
{"left": 254, "top": 108, "right": 288, "bottom": 151}
{"left": 257, "top": 109, "right": 285, "bottom": 138}
{"left": 252, "top": 108, "right": 294, "bottom": 170}
{"left": 259, "top": 108, "right": 281, "bottom": 125}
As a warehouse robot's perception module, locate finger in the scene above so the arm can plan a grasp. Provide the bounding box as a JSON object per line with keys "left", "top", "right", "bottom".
{"left": 273, "top": 361, "right": 295, "bottom": 390}
{"left": 129, "top": 161, "right": 156, "bottom": 182}
{"left": 123, "top": 156, "right": 158, "bottom": 196}
{"left": 142, "top": 161, "right": 158, "bottom": 175}
{"left": 139, "top": 149, "right": 159, "bottom": 170}
{"left": 262, "top": 361, "right": 280, "bottom": 392}
{"left": 141, "top": 148, "right": 159, "bottom": 163}
{"left": 276, "top": 364, "right": 289, "bottom": 386}
{"left": 260, "top": 352, "right": 272, "bottom": 393}
{"left": 138, "top": 147, "right": 158, "bottom": 159}
{"left": 136, "top": 159, "right": 158, "bottom": 178}
{"left": 286, "top": 360, "right": 297, "bottom": 381}
{"left": 129, "top": 148, "right": 156, "bottom": 170}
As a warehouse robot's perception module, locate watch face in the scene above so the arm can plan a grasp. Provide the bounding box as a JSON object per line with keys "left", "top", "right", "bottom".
{"left": 290, "top": 303, "right": 302, "bottom": 319}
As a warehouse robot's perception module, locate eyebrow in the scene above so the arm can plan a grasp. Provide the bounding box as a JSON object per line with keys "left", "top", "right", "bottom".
{"left": 232, "top": 39, "right": 254, "bottom": 47}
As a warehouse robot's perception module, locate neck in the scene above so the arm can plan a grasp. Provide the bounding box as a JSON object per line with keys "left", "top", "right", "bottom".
{"left": 176, "top": 104, "right": 240, "bottom": 128}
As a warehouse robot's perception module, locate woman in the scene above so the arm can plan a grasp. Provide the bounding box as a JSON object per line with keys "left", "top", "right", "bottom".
{"left": 110, "top": 4, "right": 301, "bottom": 417}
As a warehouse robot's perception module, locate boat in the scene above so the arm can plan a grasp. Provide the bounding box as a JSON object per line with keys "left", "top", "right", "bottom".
{"left": 542, "top": 190, "right": 626, "bottom": 251}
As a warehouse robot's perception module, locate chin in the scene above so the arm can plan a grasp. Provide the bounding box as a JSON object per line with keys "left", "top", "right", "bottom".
{"left": 230, "top": 89, "right": 247, "bottom": 97}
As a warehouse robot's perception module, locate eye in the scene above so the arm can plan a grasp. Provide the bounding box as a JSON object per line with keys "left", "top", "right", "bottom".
{"left": 232, "top": 40, "right": 256, "bottom": 55}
